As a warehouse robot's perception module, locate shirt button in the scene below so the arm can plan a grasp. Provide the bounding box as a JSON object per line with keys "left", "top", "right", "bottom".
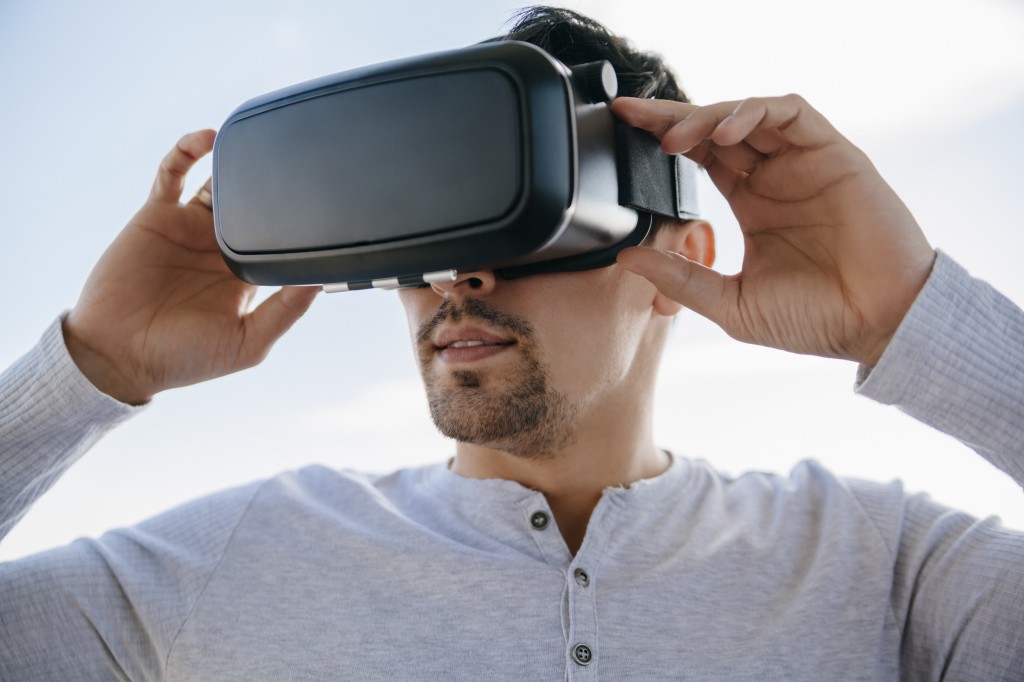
{"left": 572, "top": 643, "right": 594, "bottom": 666}
{"left": 530, "top": 511, "right": 550, "bottom": 530}
{"left": 574, "top": 568, "right": 590, "bottom": 587}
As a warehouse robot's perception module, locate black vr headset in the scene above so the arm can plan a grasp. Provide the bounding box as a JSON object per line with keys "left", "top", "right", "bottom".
{"left": 212, "top": 40, "right": 700, "bottom": 292}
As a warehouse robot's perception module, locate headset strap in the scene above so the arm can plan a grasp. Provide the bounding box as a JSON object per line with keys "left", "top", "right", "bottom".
{"left": 615, "top": 123, "right": 700, "bottom": 221}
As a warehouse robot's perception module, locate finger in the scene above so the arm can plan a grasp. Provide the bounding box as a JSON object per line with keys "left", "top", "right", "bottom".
{"left": 149, "top": 129, "right": 217, "bottom": 204}
{"left": 613, "top": 98, "right": 769, "bottom": 176}
{"left": 187, "top": 177, "right": 213, "bottom": 211}
{"left": 617, "top": 247, "right": 736, "bottom": 329}
{"left": 704, "top": 139, "right": 765, "bottom": 175}
{"left": 655, "top": 101, "right": 749, "bottom": 154}
{"left": 682, "top": 141, "right": 745, "bottom": 202}
{"left": 610, "top": 97, "right": 700, "bottom": 142}
{"left": 240, "top": 286, "right": 319, "bottom": 367}
{"left": 616, "top": 96, "right": 834, "bottom": 157}
{"left": 743, "top": 127, "right": 790, "bottom": 156}
{"left": 710, "top": 95, "right": 837, "bottom": 150}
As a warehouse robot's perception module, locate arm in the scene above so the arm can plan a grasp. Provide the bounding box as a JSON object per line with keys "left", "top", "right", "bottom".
{"left": 0, "top": 130, "right": 317, "bottom": 539}
{"left": 0, "top": 319, "right": 137, "bottom": 541}
{"left": 852, "top": 253, "right": 1024, "bottom": 678}
{"left": 1, "top": 132, "right": 317, "bottom": 677}
{"left": 612, "top": 95, "right": 1024, "bottom": 675}
{"left": 857, "top": 251, "right": 1024, "bottom": 479}
{"left": 611, "top": 93, "right": 1023, "bottom": 481}
{"left": 0, "top": 474, "right": 262, "bottom": 680}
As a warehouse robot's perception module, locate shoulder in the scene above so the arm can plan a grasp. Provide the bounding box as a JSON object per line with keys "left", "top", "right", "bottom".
{"left": 242, "top": 461, "right": 447, "bottom": 522}
{"left": 683, "top": 457, "right": 909, "bottom": 549}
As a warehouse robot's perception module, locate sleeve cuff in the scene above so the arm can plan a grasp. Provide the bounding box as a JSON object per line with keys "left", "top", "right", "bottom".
{"left": 853, "top": 250, "right": 1024, "bottom": 482}
{"left": 38, "top": 315, "right": 144, "bottom": 426}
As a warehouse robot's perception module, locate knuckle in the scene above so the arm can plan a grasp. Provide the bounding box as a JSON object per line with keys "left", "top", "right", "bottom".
{"left": 174, "top": 139, "right": 200, "bottom": 163}
{"left": 654, "top": 114, "right": 678, "bottom": 139}
{"left": 734, "top": 97, "right": 758, "bottom": 114}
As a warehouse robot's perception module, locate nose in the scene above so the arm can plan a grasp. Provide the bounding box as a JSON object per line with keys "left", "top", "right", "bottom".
{"left": 430, "top": 269, "right": 497, "bottom": 298}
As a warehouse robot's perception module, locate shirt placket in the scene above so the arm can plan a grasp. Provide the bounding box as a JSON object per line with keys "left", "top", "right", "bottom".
{"left": 521, "top": 493, "right": 617, "bottom": 681}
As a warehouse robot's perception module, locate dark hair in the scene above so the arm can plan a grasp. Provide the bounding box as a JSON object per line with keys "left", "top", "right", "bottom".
{"left": 503, "top": 6, "right": 688, "bottom": 104}
{"left": 503, "top": 6, "right": 691, "bottom": 240}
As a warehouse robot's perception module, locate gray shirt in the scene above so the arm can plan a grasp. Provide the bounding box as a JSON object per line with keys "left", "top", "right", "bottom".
{"left": 2, "top": 252, "right": 1023, "bottom": 681}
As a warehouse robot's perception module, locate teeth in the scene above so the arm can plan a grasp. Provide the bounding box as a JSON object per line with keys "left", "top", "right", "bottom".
{"left": 449, "top": 340, "right": 491, "bottom": 348}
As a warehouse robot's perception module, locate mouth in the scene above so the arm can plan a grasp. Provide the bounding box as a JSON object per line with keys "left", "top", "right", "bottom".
{"left": 432, "top": 329, "right": 517, "bottom": 363}
{"left": 438, "top": 339, "right": 516, "bottom": 350}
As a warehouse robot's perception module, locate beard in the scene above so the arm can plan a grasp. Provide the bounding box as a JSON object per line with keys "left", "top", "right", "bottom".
{"left": 416, "top": 297, "right": 578, "bottom": 459}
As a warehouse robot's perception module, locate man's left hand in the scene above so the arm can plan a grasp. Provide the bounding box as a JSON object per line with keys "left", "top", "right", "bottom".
{"left": 613, "top": 95, "right": 936, "bottom": 366}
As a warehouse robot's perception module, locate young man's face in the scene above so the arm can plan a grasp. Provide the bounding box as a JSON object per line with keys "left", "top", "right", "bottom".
{"left": 396, "top": 242, "right": 681, "bottom": 458}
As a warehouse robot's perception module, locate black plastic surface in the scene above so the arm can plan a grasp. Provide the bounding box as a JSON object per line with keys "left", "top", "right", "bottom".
{"left": 213, "top": 41, "right": 575, "bottom": 285}
{"left": 217, "top": 70, "right": 522, "bottom": 254}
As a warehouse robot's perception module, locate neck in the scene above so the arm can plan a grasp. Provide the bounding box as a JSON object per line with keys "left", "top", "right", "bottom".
{"left": 450, "top": 391, "right": 668, "bottom": 555}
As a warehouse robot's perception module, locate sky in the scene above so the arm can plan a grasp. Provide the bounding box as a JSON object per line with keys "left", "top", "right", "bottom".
{"left": 1, "top": 0, "right": 1023, "bottom": 561}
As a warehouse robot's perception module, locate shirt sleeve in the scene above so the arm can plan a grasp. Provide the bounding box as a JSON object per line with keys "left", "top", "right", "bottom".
{"left": 852, "top": 250, "right": 1024, "bottom": 678}
{"left": 0, "top": 316, "right": 140, "bottom": 541}
{"left": 856, "top": 250, "right": 1024, "bottom": 483}
{"left": 0, "top": 318, "right": 266, "bottom": 680}
{"left": 0, "top": 477, "right": 263, "bottom": 681}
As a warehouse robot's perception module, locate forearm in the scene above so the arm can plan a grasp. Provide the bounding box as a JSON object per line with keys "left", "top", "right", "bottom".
{"left": 857, "top": 251, "right": 1024, "bottom": 484}
{"left": 0, "top": 317, "right": 139, "bottom": 541}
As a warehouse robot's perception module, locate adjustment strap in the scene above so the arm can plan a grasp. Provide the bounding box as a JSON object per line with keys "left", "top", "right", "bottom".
{"left": 615, "top": 123, "right": 700, "bottom": 220}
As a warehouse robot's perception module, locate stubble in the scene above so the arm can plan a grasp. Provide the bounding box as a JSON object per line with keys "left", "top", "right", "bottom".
{"left": 416, "top": 297, "right": 578, "bottom": 459}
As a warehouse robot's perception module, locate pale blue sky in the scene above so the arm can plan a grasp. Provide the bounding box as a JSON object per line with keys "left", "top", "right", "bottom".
{"left": 2, "top": 0, "right": 1023, "bottom": 560}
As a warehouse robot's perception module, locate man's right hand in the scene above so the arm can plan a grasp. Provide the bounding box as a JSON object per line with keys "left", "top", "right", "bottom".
{"left": 63, "top": 130, "right": 319, "bottom": 405}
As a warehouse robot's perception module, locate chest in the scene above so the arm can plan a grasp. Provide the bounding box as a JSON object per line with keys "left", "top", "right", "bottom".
{"left": 166, "top": 527, "right": 899, "bottom": 681}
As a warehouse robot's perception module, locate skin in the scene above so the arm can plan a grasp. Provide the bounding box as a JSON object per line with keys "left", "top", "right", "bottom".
{"left": 611, "top": 95, "right": 935, "bottom": 366}
{"left": 63, "top": 130, "right": 318, "bottom": 406}
{"left": 398, "top": 221, "right": 714, "bottom": 554}
{"left": 63, "top": 95, "right": 935, "bottom": 555}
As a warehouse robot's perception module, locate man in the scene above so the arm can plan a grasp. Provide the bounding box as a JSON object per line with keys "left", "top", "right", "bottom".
{"left": 2, "top": 6, "right": 1022, "bottom": 680}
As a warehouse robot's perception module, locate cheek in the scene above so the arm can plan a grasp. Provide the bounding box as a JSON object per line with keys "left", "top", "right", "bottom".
{"left": 397, "top": 289, "right": 437, "bottom": 339}
{"left": 535, "top": 280, "right": 651, "bottom": 396}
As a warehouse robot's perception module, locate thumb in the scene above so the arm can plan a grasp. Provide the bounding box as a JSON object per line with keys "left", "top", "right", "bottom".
{"left": 242, "top": 286, "right": 320, "bottom": 367}
{"left": 617, "top": 247, "right": 734, "bottom": 326}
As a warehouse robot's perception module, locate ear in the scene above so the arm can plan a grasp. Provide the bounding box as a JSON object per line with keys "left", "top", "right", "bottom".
{"left": 649, "top": 220, "right": 716, "bottom": 317}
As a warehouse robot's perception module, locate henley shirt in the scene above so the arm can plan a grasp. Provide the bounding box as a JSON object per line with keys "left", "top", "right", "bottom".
{"left": 1, "top": 252, "right": 1023, "bottom": 681}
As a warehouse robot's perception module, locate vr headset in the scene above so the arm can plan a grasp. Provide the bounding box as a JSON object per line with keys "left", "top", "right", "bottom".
{"left": 212, "top": 40, "right": 700, "bottom": 292}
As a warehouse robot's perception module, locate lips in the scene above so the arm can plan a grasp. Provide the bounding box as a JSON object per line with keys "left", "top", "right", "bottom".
{"left": 432, "top": 327, "right": 516, "bottom": 363}
{"left": 445, "top": 340, "right": 511, "bottom": 349}
{"left": 433, "top": 328, "right": 515, "bottom": 351}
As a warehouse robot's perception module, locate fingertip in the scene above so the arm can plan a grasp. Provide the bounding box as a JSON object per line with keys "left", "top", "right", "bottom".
{"left": 609, "top": 97, "right": 648, "bottom": 127}
{"left": 280, "top": 285, "right": 320, "bottom": 310}
{"left": 660, "top": 123, "right": 697, "bottom": 155}
{"left": 610, "top": 96, "right": 645, "bottom": 114}
{"left": 181, "top": 128, "right": 217, "bottom": 155}
{"left": 615, "top": 245, "right": 654, "bottom": 270}
{"left": 246, "top": 285, "right": 319, "bottom": 357}
{"left": 611, "top": 98, "right": 695, "bottom": 140}
{"left": 617, "top": 245, "right": 682, "bottom": 276}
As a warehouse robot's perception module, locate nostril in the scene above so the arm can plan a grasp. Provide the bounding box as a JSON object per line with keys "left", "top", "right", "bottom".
{"left": 467, "top": 277, "right": 483, "bottom": 289}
